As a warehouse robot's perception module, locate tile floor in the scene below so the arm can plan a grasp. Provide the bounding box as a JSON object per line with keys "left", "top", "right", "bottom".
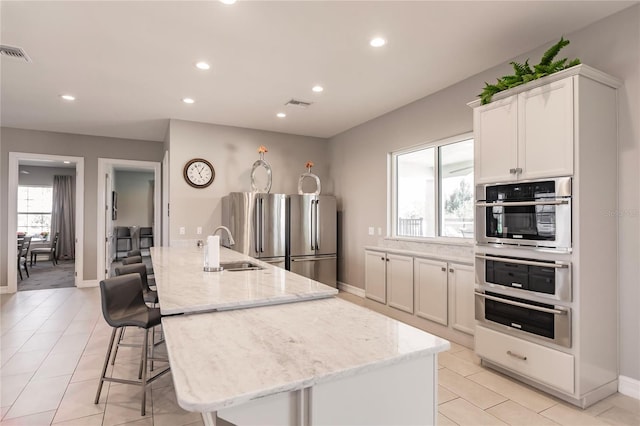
{"left": 0, "top": 287, "right": 638, "bottom": 425}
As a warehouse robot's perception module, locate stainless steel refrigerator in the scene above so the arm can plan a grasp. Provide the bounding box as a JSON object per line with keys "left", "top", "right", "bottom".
{"left": 221, "top": 192, "right": 286, "bottom": 267}
{"left": 286, "top": 194, "right": 337, "bottom": 287}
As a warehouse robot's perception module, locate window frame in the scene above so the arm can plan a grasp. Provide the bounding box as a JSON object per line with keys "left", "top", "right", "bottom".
{"left": 389, "top": 132, "right": 474, "bottom": 242}
{"left": 17, "top": 185, "right": 53, "bottom": 237}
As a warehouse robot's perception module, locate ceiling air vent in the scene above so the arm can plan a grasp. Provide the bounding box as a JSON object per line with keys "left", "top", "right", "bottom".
{"left": 0, "top": 45, "right": 32, "bottom": 62}
{"left": 285, "top": 99, "right": 312, "bottom": 109}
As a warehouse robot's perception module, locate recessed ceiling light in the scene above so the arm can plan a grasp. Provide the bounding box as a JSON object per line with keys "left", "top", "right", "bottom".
{"left": 277, "top": 112, "right": 286, "bottom": 118}
{"left": 195, "top": 62, "right": 210, "bottom": 70}
{"left": 182, "top": 98, "right": 195, "bottom": 104}
{"left": 60, "top": 94, "right": 75, "bottom": 101}
{"left": 370, "top": 37, "right": 386, "bottom": 47}
{"left": 312, "top": 85, "right": 324, "bottom": 93}
{"left": 220, "top": 0, "right": 236, "bottom": 4}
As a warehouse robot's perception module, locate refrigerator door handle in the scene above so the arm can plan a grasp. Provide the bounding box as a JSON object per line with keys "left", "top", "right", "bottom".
{"left": 291, "top": 255, "right": 337, "bottom": 262}
{"left": 314, "top": 198, "right": 320, "bottom": 251}
{"left": 254, "top": 198, "right": 261, "bottom": 254}
{"left": 310, "top": 199, "right": 315, "bottom": 251}
{"left": 259, "top": 197, "right": 264, "bottom": 253}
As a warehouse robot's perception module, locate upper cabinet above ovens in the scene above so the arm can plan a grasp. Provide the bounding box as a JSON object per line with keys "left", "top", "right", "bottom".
{"left": 468, "top": 65, "right": 620, "bottom": 184}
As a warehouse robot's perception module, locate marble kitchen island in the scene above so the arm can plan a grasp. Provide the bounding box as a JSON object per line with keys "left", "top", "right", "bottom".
{"left": 150, "top": 246, "right": 338, "bottom": 315}
{"left": 152, "top": 246, "right": 449, "bottom": 425}
{"left": 163, "top": 297, "right": 450, "bottom": 426}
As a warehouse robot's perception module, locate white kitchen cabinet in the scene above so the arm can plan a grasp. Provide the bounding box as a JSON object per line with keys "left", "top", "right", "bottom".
{"left": 414, "top": 258, "right": 448, "bottom": 326}
{"left": 387, "top": 254, "right": 414, "bottom": 314}
{"left": 365, "top": 250, "right": 414, "bottom": 313}
{"left": 447, "top": 262, "right": 475, "bottom": 335}
{"left": 365, "top": 250, "right": 386, "bottom": 304}
{"left": 415, "top": 258, "right": 474, "bottom": 335}
{"left": 473, "top": 76, "right": 574, "bottom": 183}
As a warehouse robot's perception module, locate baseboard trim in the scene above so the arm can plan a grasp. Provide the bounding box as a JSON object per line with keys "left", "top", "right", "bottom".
{"left": 337, "top": 281, "right": 365, "bottom": 298}
{"left": 0, "top": 286, "right": 9, "bottom": 294}
{"left": 77, "top": 280, "right": 99, "bottom": 288}
{"left": 619, "top": 375, "right": 640, "bottom": 400}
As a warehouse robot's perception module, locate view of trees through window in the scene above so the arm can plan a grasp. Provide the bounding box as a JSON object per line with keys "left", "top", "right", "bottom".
{"left": 17, "top": 186, "right": 53, "bottom": 237}
{"left": 394, "top": 137, "right": 473, "bottom": 239}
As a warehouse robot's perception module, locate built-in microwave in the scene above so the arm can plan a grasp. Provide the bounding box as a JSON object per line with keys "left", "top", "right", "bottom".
{"left": 476, "top": 177, "right": 572, "bottom": 250}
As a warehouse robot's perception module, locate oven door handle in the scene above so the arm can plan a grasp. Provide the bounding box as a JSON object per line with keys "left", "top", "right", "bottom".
{"left": 475, "top": 291, "right": 569, "bottom": 315}
{"left": 475, "top": 200, "right": 569, "bottom": 207}
{"left": 475, "top": 254, "right": 569, "bottom": 269}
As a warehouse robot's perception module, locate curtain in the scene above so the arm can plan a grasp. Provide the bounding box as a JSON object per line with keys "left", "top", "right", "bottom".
{"left": 51, "top": 175, "right": 75, "bottom": 260}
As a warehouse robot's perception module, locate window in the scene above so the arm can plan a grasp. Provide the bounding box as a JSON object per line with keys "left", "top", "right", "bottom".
{"left": 392, "top": 134, "right": 474, "bottom": 239}
{"left": 18, "top": 186, "right": 53, "bottom": 237}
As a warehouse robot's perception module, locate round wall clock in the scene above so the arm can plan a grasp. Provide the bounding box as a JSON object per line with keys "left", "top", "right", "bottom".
{"left": 183, "top": 158, "right": 215, "bottom": 188}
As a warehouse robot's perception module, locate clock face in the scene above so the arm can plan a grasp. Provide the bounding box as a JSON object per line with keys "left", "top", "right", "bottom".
{"left": 183, "top": 158, "right": 215, "bottom": 188}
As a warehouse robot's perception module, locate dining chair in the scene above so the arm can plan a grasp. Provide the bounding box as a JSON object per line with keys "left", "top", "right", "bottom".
{"left": 115, "top": 226, "right": 133, "bottom": 259}
{"left": 30, "top": 231, "right": 59, "bottom": 266}
{"left": 95, "top": 274, "right": 169, "bottom": 416}
{"left": 17, "top": 236, "right": 32, "bottom": 280}
{"left": 139, "top": 227, "right": 153, "bottom": 250}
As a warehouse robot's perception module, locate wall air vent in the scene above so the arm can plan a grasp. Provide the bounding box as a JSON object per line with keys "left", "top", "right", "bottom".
{"left": 0, "top": 45, "right": 32, "bottom": 62}
{"left": 285, "top": 99, "right": 312, "bottom": 109}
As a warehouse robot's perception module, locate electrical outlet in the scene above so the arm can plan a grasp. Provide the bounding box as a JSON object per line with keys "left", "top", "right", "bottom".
{"left": 179, "top": 227, "right": 186, "bottom": 235}
{"left": 196, "top": 227, "right": 202, "bottom": 235}
{"left": 368, "top": 227, "right": 374, "bottom": 236}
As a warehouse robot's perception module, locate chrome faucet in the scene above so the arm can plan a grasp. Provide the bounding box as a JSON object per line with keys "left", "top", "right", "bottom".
{"left": 213, "top": 226, "right": 235, "bottom": 246}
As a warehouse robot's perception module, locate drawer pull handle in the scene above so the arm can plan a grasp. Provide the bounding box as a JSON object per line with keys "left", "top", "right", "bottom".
{"left": 475, "top": 254, "right": 569, "bottom": 269}
{"left": 475, "top": 291, "right": 569, "bottom": 315}
{"left": 511, "top": 282, "right": 523, "bottom": 288}
{"left": 507, "top": 350, "right": 527, "bottom": 361}
{"left": 441, "top": 267, "right": 446, "bottom": 272}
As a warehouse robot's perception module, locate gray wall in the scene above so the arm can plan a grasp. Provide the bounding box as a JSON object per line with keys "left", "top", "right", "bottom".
{"left": 167, "top": 119, "right": 331, "bottom": 242}
{"left": 18, "top": 166, "right": 75, "bottom": 186}
{"left": 329, "top": 6, "right": 640, "bottom": 381}
{"left": 1, "top": 128, "right": 164, "bottom": 284}
{"left": 113, "top": 170, "right": 154, "bottom": 228}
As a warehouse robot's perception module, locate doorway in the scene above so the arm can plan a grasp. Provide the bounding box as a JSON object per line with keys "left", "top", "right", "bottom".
{"left": 7, "top": 152, "right": 84, "bottom": 293}
{"left": 97, "top": 159, "right": 161, "bottom": 281}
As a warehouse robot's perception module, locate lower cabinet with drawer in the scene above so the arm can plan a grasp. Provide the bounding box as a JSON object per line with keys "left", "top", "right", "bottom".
{"left": 475, "top": 325, "right": 574, "bottom": 394}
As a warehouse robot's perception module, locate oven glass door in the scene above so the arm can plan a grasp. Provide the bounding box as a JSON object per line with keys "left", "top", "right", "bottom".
{"left": 477, "top": 178, "right": 572, "bottom": 248}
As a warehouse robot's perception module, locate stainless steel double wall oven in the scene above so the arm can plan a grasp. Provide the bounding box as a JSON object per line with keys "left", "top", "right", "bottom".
{"left": 474, "top": 177, "right": 573, "bottom": 348}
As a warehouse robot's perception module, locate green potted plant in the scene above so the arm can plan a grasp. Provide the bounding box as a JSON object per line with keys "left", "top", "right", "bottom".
{"left": 479, "top": 37, "right": 581, "bottom": 105}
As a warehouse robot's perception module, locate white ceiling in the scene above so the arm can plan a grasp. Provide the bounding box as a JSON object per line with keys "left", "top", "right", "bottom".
{"left": 1, "top": 1, "right": 635, "bottom": 142}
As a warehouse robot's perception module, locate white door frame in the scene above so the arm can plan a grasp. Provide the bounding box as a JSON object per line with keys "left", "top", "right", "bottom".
{"left": 6, "top": 152, "right": 85, "bottom": 293}
{"left": 97, "top": 158, "right": 161, "bottom": 281}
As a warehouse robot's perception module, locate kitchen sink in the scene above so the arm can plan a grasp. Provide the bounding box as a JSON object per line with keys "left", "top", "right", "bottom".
{"left": 219, "top": 261, "right": 264, "bottom": 272}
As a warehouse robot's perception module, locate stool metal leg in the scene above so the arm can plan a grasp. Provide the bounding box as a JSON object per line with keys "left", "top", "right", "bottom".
{"left": 95, "top": 327, "right": 118, "bottom": 404}
{"left": 140, "top": 328, "right": 149, "bottom": 416}
{"left": 111, "top": 327, "right": 124, "bottom": 365}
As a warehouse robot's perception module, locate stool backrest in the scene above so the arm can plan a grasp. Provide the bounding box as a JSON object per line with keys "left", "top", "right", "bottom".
{"left": 114, "top": 263, "right": 152, "bottom": 293}
{"left": 122, "top": 255, "right": 142, "bottom": 265}
{"left": 116, "top": 227, "right": 131, "bottom": 237}
{"left": 99, "top": 274, "right": 147, "bottom": 328}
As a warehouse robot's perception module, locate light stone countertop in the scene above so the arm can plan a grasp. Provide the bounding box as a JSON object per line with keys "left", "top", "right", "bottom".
{"left": 162, "top": 296, "right": 450, "bottom": 413}
{"left": 150, "top": 246, "right": 338, "bottom": 315}
{"left": 364, "top": 245, "right": 473, "bottom": 265}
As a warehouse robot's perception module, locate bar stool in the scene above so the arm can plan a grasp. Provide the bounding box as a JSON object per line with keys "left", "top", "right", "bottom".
{"left": 127, "top": 249, "right": 141, "bottom": 257}
{"left": 114, "top": 263, "right": 158, "bottom": 305}
{"left": 95, "top": 274, "right": 169, "bottom": 416}
{"left": 139, "top": 227, "right": 153, "bottom": 251}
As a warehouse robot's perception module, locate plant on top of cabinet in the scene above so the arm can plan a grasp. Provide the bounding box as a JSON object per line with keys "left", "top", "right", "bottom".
{"left": 479, "top": 37, "right": 581, "bottom": 105}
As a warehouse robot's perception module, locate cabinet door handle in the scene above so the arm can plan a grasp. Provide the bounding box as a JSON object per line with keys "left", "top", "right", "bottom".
{"left": 380, "top": 257, "right": 385, "bottom": 261}
{"left": 515, "top": 167, "right": 523, "bottom": 174}
{"left": 507, "top": 350, "right": 527, "bottom": 361}
{"left": 509, "top": 168, "right": 517, "bottom": 174}
{"left": 386, "top": 258, "right": 390, "bottom": 262}
{"left": 441, "top": 267, "right": 446, "bottom": 272}
{"left": 449, "top": 268, "right": 454, "bottom": 273}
